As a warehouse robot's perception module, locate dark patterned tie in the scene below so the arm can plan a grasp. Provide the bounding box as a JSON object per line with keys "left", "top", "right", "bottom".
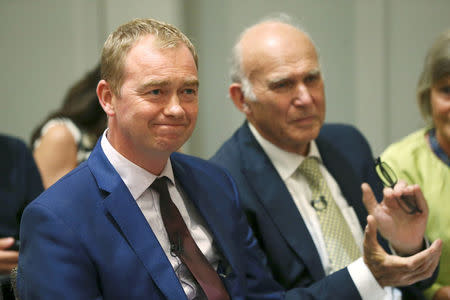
{"left": 151, "top": 177, "right": 230, "bottom": 300}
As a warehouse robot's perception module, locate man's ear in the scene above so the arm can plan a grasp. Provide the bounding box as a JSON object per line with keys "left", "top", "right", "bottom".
{"left": 97, "top": 80, "right": 116, "bottom": 117}
{"left": 229, "top": 83, "right": 251, "bottom": 115}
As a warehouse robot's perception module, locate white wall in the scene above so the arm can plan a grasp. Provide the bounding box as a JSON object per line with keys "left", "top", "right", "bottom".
{"left": 1, "top": 0, "right": 449, "bottom": 159}
{"left": 98, "top": 0, "right": 184, "bottom": 41}
{"left": 0, "top": 0, "right": 99, "bottom": 143}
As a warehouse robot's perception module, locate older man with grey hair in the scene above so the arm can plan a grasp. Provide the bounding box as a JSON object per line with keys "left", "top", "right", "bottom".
{"left": 211, "top": 15, "right": 441, "bottom": 300}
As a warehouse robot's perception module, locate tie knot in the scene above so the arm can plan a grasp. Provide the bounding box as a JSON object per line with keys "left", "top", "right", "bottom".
{"left": 298, "top": 157, "right": 322, "bottom": 187}
{"left": 151, "top": 176, "right": 169, "bottom": 194}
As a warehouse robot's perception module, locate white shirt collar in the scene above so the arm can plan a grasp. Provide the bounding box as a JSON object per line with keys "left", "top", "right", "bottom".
{"left": 100, "top": 129, "right": 175, "bottom": 200}
{"left": 248, "top": 122, "right": 323, "bottom": 180}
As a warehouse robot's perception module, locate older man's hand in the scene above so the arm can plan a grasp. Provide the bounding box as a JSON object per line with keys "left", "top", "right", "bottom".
{"left": 362, "top": 181, "right": 428, "bottom": 256}
{"left": 363, "top": 215, "right": 442, "bottom": 287}
{"left": 0, "top": 237, "right": 19, "bottom": 275}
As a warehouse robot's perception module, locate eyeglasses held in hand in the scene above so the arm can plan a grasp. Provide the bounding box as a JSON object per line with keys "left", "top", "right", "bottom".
{"left": 374, "top": 157, "right": 422, "bottom": 215}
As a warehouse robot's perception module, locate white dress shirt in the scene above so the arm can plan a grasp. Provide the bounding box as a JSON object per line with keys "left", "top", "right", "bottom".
{"left": 249, "top": 124, "right": 401, "bottom": 300}
{"left": 101, "top": 132, "right": 221, "bottom": 300}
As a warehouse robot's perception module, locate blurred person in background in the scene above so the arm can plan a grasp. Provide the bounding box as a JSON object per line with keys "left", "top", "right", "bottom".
{"left": 30, "top": 64, "right": 106, "bottom": 188}
{"left": 0, "top": 134, "right": 43, "bottom": 300}
{"left": 382, "top": 29, "right": 450, "bottom": 300}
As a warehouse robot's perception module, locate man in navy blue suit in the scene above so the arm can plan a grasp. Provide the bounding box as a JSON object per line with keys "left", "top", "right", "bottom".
{"left": 0, "top": 134, "right": 43, "bottom": 300}
{"left": 17, "top": 18, "right": 284, "bottom": 300}
{"left": 211, "top": 16, "right": 442, "bottom": 299}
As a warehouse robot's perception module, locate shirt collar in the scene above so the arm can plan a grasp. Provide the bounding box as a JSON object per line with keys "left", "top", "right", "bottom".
{"left": 100, "top": 129, "right": 175, "bottom": 200}
{"left": 428, "top": 127, "right": 450, "bottom": 166}
{"left": 248, "top": 122, "right": 323, "bottom": 180}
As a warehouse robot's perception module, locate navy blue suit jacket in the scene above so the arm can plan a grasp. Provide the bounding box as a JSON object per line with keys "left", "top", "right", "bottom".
{"left": 17, "top": 140, "right": 284, "bottom": 300}
{"left": 0, "top": 134, "right": 43, "bottom": 240}
{"left": 211, "top": 122, "right": 435, "bottom": 300}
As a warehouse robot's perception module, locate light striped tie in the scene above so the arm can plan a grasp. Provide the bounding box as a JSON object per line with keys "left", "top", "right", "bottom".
{"left": 298, "top": 157, "right": 361, "bottom": 272}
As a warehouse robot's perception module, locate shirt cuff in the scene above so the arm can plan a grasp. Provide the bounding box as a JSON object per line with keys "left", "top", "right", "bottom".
{"left": 347, "top": 257, "right": 401, "bottom": 300}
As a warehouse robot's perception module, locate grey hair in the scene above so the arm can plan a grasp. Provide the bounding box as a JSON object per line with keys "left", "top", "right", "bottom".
{"left": 417, "top": 29, "right": 450, "bottom": 123}
{"left": 229, "top": 13, "right": 316, "bottom": 101}
{"left": 230, "top": 36, "right": 257, "bottom": 100}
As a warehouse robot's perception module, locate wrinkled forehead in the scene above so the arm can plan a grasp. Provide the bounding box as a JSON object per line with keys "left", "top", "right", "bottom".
{"left": 244, "top": 42, "right": 319, "bottom": 85}
{"left": 124, "top": 36, "right": 196, "bottom": 72}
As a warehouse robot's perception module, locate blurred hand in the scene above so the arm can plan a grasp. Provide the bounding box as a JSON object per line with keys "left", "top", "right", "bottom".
{"left": 362, "top": 181, "right": 427, "bottom": 255}
{"left": 363, "top": 215, "right": 442, "bottom": 287}
{"left": 0, "top": 237, "right": 19, "bottom": 275}
{"left": 433, "top": 286, "right": 450, "bottom": 300}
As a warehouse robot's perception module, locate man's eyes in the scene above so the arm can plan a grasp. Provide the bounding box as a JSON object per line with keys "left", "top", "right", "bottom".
{"left": 147, "top": 89, "right": 162, "bottom": 95}
{"left": 182, "top": 88, "right": 197, "bottom": 95}
{"left": 270, "top": 80, "right": 293, "bottom": 90}
{"left": 304, "top": 72, "right": 322, "bottom": 84}
{"left": 270, "top": 76, "right": 320, "bottom": 91}
{"left": 144, "top": 88, "right": 197, "bottom": 98}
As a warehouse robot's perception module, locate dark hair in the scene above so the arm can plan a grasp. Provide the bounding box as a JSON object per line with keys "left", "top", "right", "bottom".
{"left": 30, "top": 64, "right": 106, "bottom": 146}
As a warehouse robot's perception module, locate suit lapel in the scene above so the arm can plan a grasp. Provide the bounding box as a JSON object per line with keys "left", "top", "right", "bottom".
{"left": 88, "top": 142, "right": 187, "bottom": 300}
{"left": 237, "top": 124, "right": 325, "bottom": 280}
{"left": 170, "top": 154, "right": 240, "bottom": 277}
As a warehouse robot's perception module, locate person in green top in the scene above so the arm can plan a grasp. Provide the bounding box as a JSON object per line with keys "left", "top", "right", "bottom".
{"left": 382, "top": 29, "right": 450, "bottom": 300}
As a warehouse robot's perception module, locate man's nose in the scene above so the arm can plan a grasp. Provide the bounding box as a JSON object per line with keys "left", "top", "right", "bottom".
{"left": 293, "top": 84, "right": 313, "bottom": 106}
{"left": 165, "top": 94, "right": 185, "bottom": 118}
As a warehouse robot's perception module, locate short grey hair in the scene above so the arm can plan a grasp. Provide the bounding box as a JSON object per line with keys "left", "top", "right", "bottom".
{"left": 417, "top": 29, "right": 450, "bottom": 123}
{"left": 229, "top": 13, "right": 316, "bottom": 101}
